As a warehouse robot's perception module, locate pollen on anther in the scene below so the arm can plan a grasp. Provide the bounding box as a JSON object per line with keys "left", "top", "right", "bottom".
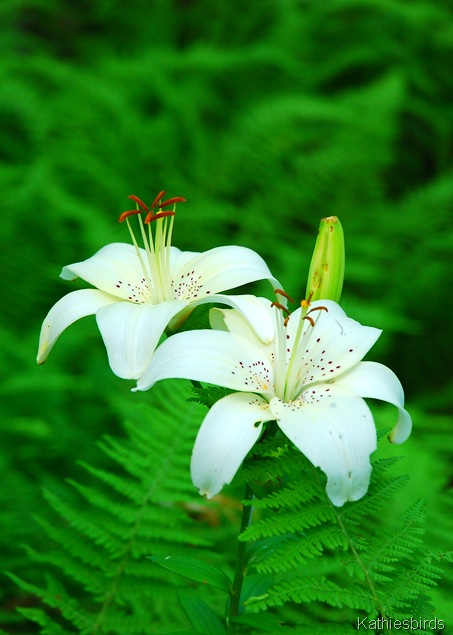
{"left": 275, "top": 288, "right": 295, "bottom": 304}
{"left": 128, "top": 195, "right": 149, "bottom": 211}
{"left": 151, "top": 190, "right": 166, "bottom": 209}
{"left": 118, "top": 209, "right": 142, "bottom": 223}
{"left": 159, "top": 196, "right": 186, "bottom": 208}
{"left": 271, "top": 301, "right": 290, "bottom": 315}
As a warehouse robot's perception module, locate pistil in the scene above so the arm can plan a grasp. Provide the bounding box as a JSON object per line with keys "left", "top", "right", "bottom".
{"left": 283, "top": 294, "right": 328, "bottom": 401}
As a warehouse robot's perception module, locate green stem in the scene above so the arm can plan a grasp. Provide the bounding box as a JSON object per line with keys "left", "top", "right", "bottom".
{"left": 227, "top": 483, "right": 254, "bottom": 633}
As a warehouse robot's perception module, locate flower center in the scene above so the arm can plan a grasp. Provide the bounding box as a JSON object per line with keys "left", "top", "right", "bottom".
{"left": 272, "top": 291, "right": 328, "bottom": 401}
{"left": 119, "top": 191, "right": 186, "bottom": 304}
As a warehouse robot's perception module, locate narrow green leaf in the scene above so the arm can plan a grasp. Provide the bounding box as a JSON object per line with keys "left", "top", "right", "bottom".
{"left": 149, "top": 555, "right": 232, "bottom": 593}
{"left": 241, "top": 573, "right": 274, "bottom": 607}
{"left": 179, "top": 592, "right": 226, "bottom": 635}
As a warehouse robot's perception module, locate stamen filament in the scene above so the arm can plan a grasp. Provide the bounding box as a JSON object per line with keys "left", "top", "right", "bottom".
{"left": 137, "top": 213, "right": 151, "bottom": 255}
{"left": 273, "top": 305, "right": 288, "bottom": 398}
{"left": 157, "top": 215, "right": 170, "bottom": 297}
{"left": 119, "top": 191, "right": 185, "bottom": 305}
{"left": 125, "top": 218, "right": 153, "bottom": 301}
{"left": 284, "top": 297, "right": 323, "bottom": 400}
{"left": 145, "top": 217, "right": 164, "bottom": 303}
{"left": 163, "top": 212, "right": 175, "bottom": 293}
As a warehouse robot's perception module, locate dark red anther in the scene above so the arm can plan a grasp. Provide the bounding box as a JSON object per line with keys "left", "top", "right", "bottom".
{"left": 307, "top": 305, "right": 328, "bottom": 315}
{"left": 275, "top": 288, "right": 295, "bottom": 304}
{"left": 119, "top": 209, "right": 142, "bottom": 223}
{"left": 303, "top": 315, "right": 315, "bottom": 327}
{"left": 271, "top": 301, "right": 290, "bottom": 315}
{"left": 158, "top": 196, "right": 186, "bottom": 208}
{"left": 151, "top": 191, "right": 166, "bottom": 210}
{"left": 144, "top": 210, "right": 176, "bottom": 224}
{"left": 128, "top": 195, "right": 149, "bottom": 212}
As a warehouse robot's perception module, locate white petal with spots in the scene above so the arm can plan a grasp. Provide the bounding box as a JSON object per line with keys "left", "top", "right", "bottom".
{"left": 173, "top": 245, "right": 280, "bottom": 300}
{"left": 136, "top": 329, "right": 275, "bottom": 396}
{"left": 61, "top": 243, "right": 153, "bottom": 303}
{"left": 270, "top": 385, "right": 377, "bottom": 507}
{"left": 289, "top": 310, "right": 382, "bottom": 391}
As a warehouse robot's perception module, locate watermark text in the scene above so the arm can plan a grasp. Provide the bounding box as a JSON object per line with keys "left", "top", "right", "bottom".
{"left": 357, "top": 617, "right": 445, "bottom": 631}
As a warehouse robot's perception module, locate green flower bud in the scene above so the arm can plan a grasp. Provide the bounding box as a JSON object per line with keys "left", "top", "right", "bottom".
{"left": 305, "top": 216, "right": 345, "bottom": 303}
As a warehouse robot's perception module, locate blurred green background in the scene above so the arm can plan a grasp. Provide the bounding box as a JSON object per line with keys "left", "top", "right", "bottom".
{"left": 1, "top": 0, "right": 452, "bottom": 631}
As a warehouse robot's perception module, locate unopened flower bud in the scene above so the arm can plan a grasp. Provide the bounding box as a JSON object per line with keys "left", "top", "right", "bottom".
{"left": 305, "top": 216, "right": 345, "bottom": 303}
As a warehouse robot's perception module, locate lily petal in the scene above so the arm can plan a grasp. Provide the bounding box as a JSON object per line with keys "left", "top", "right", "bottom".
{"left": 204, "top": 294, "right": 276, "bottom": 344}
{"left": 292, "top": 309, "right": 382, "bottom": 386}
{"left": 270, "top": 386, "right": 377, "bottom": 506}
{"left": 37, "top": 289, "right": 118, "bottom": 364}
{"left": 168, "top": 246, "right": 200, "bottom": 276}
{"left": 172, "top": 245, "right": 280, "bottom": 300}
{"left": 285, "top": 300, "right": 347, "bottom": 342}
{"left": 191, "top": 393, "right": 273, "bottom": 498}
{"left": 61, "top": 243, "right": 152, "bottom": 302}
{"left": 334, "top": 361, "right": 412, "bottom": 444}
{"left": 96, "top": 299, "right": 188, "bottom": 379}
{"left": 136, "top": 329, "right": 275, "bottom": 396}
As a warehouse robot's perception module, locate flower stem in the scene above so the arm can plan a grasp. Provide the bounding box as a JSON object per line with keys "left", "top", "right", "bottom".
{"left": 227, "top": 483, "right": 254, "bottom": 633}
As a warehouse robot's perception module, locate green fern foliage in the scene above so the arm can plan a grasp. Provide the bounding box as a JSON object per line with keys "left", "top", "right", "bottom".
{"left": 238, "top": 433, "right": 450, "bottom": 630}
{"left": 10, "top": 380, "right": 219, "bottom": 634}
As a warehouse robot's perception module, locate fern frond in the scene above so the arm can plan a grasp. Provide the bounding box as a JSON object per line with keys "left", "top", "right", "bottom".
{"left": 189, "top": 383, "right": 234, "bottom": 409}
{"left": 246, "top": 576, "right": 375, "bottom": 614}
{"left": 239, "top": 432, "right": 448, "bottom": 627}
{"left": 12, "top": 380, "right": 223, "bottom": 634}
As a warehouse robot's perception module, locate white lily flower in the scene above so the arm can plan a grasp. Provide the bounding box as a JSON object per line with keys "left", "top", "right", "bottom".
{"left": 137, "top": 297, "right": 412, "bottom": 507}
{"left": 37, "top": 192, "right": 280, "bottom": 379}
